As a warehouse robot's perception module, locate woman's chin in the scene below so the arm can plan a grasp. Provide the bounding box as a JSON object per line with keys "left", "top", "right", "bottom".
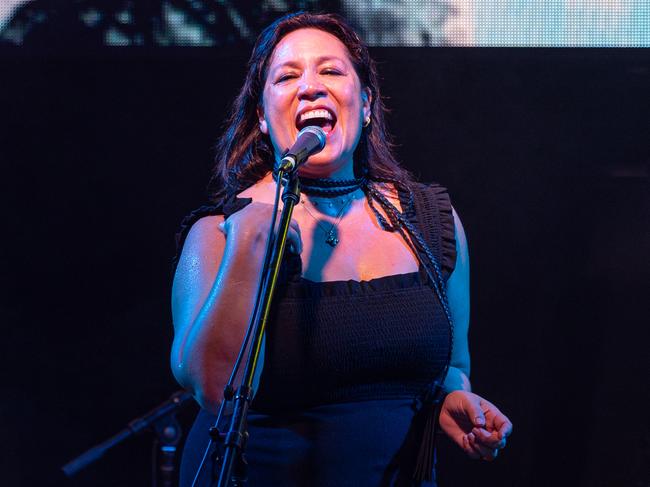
{"left": 298, "top": 155, "right": 353, "bottom": 179}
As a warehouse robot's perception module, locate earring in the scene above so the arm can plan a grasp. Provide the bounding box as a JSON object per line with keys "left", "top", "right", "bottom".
{"left": 363, "top": 116, "right": 371, "bottom": 128}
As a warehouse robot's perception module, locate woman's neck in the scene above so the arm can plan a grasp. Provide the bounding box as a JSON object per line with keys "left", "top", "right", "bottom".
{"left": 296, "top": 161, "right": 356, "bottom": 181}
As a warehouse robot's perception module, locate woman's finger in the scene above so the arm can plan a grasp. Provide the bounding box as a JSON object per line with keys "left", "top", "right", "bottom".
{"left": 289, "top": 218, "right": 302, "bottom": 235}
{"left": 482, "top": 449, "right": 499, "bottom": 461}
{"left": 284, "top": 219, "right": 302, "bottom": 254}
{"left": 468, "top": 432, "right": 498, "bottom": 460}
{"left": 493, "top": 413, "right": 513, "bottom": 440}
{"left": 462, "top": 434, "right": 482, "bottom": 460}
{"left": 471, "top": 427, "right": 505, "bottom": 449}
{"left": 481, "top": 399, "right": 513, "bottom": 441}
{"left": 454, "top": 392, "right": 487, "bottom": 429}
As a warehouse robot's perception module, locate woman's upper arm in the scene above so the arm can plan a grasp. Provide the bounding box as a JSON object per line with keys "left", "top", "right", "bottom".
{"left": 171, "top": 215, "right": 226, "bottom": 361}
{"left": 446, "top": 206, "right": 470, "bottom": 378}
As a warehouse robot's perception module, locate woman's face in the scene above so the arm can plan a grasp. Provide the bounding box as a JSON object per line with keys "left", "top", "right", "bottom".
{"left": 259, "top": 28, "right": 371, "bottom": 178}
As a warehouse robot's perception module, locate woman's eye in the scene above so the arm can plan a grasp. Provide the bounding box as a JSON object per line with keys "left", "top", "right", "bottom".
{"left": 276, "top": 73, "right": 296, "bottom": 83}
{"left": 322, "top": 69, "right": 342, "bottom": 76}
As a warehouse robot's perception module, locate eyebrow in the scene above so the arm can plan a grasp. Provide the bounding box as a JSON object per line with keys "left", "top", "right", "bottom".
{"left": 271, "top": 55, "right": 347, "bottom": 73}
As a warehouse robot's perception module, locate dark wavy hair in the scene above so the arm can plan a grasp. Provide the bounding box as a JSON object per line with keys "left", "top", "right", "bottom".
{"left": 208, "top": 11, "right": 413, "bottom": 203}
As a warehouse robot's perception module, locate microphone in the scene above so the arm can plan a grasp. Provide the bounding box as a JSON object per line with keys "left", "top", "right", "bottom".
{"left": 277, "top": 126, "right": 326, "bottom": 173}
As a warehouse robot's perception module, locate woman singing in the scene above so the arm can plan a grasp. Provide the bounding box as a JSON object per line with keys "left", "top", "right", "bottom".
{"left": 172, "top": 11, "right": 512, "bottom": 486}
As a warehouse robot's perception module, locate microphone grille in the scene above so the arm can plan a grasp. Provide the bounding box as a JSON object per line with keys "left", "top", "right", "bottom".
{"left": 298, "top": 125, "right": 326, "bottom": 150}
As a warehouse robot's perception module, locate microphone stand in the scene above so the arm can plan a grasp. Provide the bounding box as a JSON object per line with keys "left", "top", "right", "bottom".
{"left": 62, "top": 390, "right": 193, "bottom": 484}
{"left": 213, "top": 169, "right": 300, "bottom": 487}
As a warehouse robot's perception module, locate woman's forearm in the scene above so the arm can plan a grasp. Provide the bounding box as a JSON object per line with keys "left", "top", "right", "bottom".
{"left": 171, "top": 228, "right": 268, "bottom": 412}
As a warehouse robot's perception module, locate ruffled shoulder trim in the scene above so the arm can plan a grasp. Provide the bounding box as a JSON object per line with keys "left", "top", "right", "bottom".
{"left": 172, "top": 196, "right": 252, "bottom": 272}
{"left": 402, "top": 182, "right": 457, "bottom": 281}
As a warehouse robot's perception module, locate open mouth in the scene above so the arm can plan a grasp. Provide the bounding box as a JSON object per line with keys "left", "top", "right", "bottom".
{"left": 296, "top": 108, "right": 337, "bottom": 134}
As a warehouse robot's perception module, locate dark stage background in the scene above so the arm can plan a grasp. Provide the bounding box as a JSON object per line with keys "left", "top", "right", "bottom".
{"left": 1, "top": 46, "right": 649, "bottom": 486}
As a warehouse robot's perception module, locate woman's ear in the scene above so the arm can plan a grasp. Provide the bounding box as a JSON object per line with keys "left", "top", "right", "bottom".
{"left": 257, "top": 106, "right": 268, "bottom": 134}
{"left": 362, "top": 87, "right": 372, "bottom": 122}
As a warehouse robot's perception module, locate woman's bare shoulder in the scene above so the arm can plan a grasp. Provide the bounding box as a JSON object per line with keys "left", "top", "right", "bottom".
{"left": 236, "top": 173, "right": 276, "bottom": 203}
{"left": 180, "top": 214, "right": 226, "bottom": 264}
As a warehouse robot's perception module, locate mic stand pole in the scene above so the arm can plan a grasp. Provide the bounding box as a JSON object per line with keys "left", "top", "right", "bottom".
{"left": 216, "top": 169, "right": 300, "bottom": 487}
{"left": 152, "top": 407, "right": 184, "bottom": 487}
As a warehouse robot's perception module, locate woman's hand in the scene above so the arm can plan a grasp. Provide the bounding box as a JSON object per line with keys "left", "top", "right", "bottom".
{"left": 219, "top": 201, "right": 303, "bottom": 256}
{"left": 438, "top": 390, "right": 513, "bottom": 460}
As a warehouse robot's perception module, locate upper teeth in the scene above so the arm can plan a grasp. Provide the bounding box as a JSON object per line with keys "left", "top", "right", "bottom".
{"left": 300, "top": 109, "right": 333, "bottom": 122}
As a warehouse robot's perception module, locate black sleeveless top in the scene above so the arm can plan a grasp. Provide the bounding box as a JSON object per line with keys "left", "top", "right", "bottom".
{"left": 175, "top": 182, "right": 457, "bottom": 486}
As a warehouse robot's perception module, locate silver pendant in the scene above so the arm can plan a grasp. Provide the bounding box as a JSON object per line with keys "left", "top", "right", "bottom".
{"left": 325, "top": 231, "right": 339, "bottom": 247}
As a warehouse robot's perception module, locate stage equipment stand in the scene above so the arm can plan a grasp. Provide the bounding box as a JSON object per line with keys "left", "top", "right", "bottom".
{"left": 212, "top": 169, "right": 300, "bottom": 487}
{"left": 62, "top": 390, "right": 193, "bottom": 485}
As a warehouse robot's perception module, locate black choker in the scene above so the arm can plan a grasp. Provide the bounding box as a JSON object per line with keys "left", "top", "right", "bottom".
{"left": 298, "top": 176, "right": 367, "bottom": 197}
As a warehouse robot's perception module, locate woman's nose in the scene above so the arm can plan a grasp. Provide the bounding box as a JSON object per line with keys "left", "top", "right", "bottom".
{"left": 297, "top": 74, "right": 327, "bottom": 100}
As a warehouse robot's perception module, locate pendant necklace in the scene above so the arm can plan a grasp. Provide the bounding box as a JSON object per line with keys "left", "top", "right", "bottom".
{"left": 301, "top": 194, "right": 355, "bottom": 247}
